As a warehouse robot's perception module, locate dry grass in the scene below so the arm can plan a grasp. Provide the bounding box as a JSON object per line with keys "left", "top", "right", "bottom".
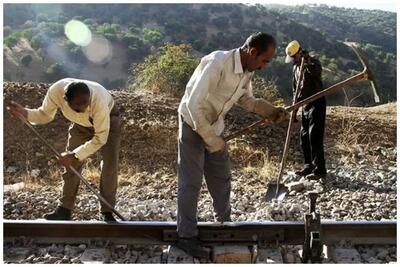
{"left": 334, "top": 111, "right": 371, "bottom": 155}
{"left": 3, "top": 164, "right": 64, "bottom": 190}
{"left": 331, "top": 105, "right": 394, "bottom": 161}
{"left": 229, "top": 140, "right": 281, "bottom": 182}
{"left": 368, "top": 102, "right": 396, "bottom": 115}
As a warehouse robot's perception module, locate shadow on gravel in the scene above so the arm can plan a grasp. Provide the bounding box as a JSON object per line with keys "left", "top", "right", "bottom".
{"left": 322, "top": 174, "right": 394, "bottom": 194}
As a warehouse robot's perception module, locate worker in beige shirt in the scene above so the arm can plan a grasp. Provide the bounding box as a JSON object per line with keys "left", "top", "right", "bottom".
{"left": 7, "top": 78, "right": 121, "bottom": 221}
{"left": 176, "top": 32, "right": 288, "bottom": 258}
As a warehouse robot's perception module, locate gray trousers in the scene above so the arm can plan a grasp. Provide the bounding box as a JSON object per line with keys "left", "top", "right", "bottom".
{"left": 177, "top": 115, "right": 231, "bottom": 238}
{"left": 60, "top": 107, "right": 121, "bottom": 213}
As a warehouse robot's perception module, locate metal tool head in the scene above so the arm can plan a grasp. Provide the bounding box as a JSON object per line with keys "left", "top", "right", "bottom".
{"left": 266, "top": 183, "right": 288, "bottom": 201}
{"left": 350, "top": 44, "right": 380, "bottom": 103}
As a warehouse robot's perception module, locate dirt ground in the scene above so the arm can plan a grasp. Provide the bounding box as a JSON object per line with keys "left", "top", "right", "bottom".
{"left": 3, "top": 81, "right": 396, "bottom": 185}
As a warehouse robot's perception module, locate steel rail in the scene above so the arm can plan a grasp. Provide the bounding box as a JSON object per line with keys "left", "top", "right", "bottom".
{"left": 4, "top": 220, "right": 396, "bottom": 246}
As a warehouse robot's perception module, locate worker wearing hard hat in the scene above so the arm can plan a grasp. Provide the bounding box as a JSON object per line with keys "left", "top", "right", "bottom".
{"left": 285, "top": 40, "right": 327, "bottom": 181}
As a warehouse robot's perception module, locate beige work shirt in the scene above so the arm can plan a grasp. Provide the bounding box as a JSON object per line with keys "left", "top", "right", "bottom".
{"left": 178, "top": 48, "right": 257, "bottom": 145}
{"left": 26, "top": 78, "right": 114, "bottom": 161}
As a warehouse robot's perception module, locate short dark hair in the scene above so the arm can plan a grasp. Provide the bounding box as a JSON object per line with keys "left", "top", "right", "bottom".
{"left": 64, "top": 82, "right": 90, "bottom": 103}
{"left": 242, "top": 32, "right": 276, "bottom": 54}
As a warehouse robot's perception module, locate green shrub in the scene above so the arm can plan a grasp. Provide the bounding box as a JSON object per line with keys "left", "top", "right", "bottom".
{"left": 251, "top": 75, "right": 283, "bottom": 105}
{"left": 130, "top": 44, "right": 199, "bottom": 97}
{"left": 30, "top": 36, "right": 41, "bottom": 50}
{"left": 46, "top": 63, "right": 67, "bottom": 80}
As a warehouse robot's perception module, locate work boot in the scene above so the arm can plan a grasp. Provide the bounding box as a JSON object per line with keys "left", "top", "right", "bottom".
{"left": 44, "top": 206, "right": 71, "bottom": 220}
{"left": 102, "top": 212, "right": 116, "bottom": 222}
{"left": 306, "top": 170, "right": 327, "bottom": 181}
{"left": 295, "top": 167, "right": 313, "bottom": 177}
{"left": 176, "top": 236, "right": 210, "bottom": 259}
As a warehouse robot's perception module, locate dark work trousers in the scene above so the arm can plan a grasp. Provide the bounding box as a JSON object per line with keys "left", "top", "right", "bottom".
{"left": 300, "top": 98, "right": 327, "bottom": 173}
{"left": 177, "top": 115, "right": 231, "bottom": 238}
{"left": 60, "top": 105, "right": 121, "bottom": 213}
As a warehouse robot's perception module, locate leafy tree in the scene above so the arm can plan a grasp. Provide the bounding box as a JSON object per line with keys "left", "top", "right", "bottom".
{"left": 83, "top": 18, "right": 95, "bottom": 25}
{"left": 66, "top": 41, "right": 86, "bottom": 63}
{"left": 20, "top": 28, "right": 34, "bottom": 39}
{"left": 142, "top": 28, "right": 164, "bottom": 46}
{"left": 121, "top": 32, "right": 140, "bottom": 46}
{"left": 30, "top": 36, "right": 41, "bottom": 50}
{"left": 83, "top": 18, "right": 96, "bottom": 30}
{"left": 97, "top": 23, "right": 117, "bottom": 35}
{"left": 45, "top": 22, "right": 64, "bottom": 37}
{"left": 128, "top": 25, "right": 141, "bottom": 34}
{"left": 20, "top": 54, "right": 33, "bottom": 66}
{"left": 104, "top": 33, "right": 118, "bottom": 41}
{"left": 110, "top": 23, "right": 121, "bottom": 33}
{"left": 4, "top": 36, "right": 18, "bottom": 48}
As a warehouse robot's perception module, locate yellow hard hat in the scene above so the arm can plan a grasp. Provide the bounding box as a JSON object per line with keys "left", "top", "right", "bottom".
{"left": 285, "top": 40, "right": 301, "bottom": 63}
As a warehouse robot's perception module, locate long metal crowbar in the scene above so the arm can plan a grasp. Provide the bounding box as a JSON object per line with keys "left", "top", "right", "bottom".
{"left": 14, "top": 112, "right": 127, "bottom": 221}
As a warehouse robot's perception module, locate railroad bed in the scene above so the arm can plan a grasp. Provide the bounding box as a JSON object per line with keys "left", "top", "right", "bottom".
{"left": 4, "top": 220, "right": 397, "bottom": 263}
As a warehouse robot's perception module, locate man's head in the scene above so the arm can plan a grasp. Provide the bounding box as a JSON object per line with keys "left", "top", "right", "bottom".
{"left": 241, "top": 32, "right": 276, "bottom": 72}
{"left": 64, "top": 82, "right": 90, "bottom": 113}
{"left": 285, "top": 40, "right": 303, "bottom": 65}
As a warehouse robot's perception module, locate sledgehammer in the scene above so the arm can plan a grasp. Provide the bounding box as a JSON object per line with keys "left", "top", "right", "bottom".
{"left": 223, "top": 44, "right": 380, "bottom": 142}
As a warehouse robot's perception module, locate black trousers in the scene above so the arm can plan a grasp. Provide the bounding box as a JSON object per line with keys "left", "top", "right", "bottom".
{"left": 300, "top": 98, "right": 326, "bottom": 173}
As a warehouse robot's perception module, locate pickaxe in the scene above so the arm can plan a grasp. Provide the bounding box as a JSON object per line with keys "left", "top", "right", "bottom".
{"left": 223, "top": 44, "right": 380, "bottom": 142}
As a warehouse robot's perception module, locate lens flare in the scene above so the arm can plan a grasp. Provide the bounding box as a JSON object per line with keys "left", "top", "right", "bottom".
{"left": 64, "top": 20, "right": 92, "bottom": 46}
{"left": 82, "top": 36, "right": 113, "bottom": 64}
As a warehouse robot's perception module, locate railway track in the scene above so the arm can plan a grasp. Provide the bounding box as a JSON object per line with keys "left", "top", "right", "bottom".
{"left": 3, "top": 193, "right": 396, "bottom": 263}
{"left": 4, "top": 219, "right": 397, "bottom": 263}
{"left": 4, "top": 219, "right": 396, "bottom": 245}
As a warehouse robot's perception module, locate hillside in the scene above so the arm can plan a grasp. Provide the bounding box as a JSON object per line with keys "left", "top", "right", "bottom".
{"left": 267, "top": 4, "right": 396, "bottom": 53}
{"left": 3, "top": 82, "right": 396, "bottom": 229}
{"left": 3, "top": 3, "right": 396, "bottom": 106}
